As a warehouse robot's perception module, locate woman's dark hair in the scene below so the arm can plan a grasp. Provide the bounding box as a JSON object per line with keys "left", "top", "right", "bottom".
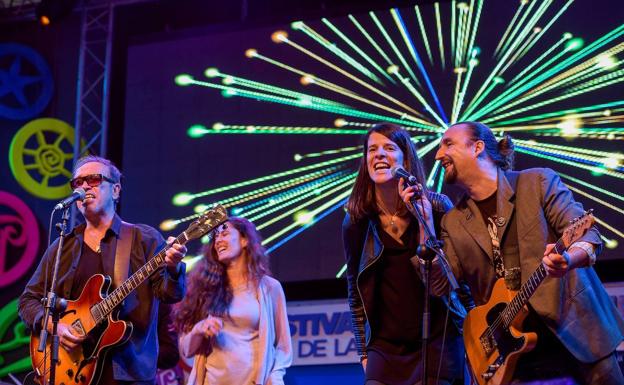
{"left": 173, "top": 217, "right": 271, "bottom": 333}
{"left": 453, "top": 121, "right": 514, "bottom": 171}
{"left": 345, "top": 123, "right": 428, "bottom": 222}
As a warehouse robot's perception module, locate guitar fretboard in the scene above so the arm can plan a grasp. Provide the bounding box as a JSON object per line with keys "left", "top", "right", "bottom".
{"left": 90, "top": 232, "right": 188, "bottom": 324}
{"left": 498, "top": 238, "right": 565, "bottom": 329}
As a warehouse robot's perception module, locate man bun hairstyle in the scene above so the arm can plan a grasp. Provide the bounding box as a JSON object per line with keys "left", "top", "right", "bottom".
{"left": 497, "top": 134, "right": 515, "bottom": 171}
{"left": 454, "top": 121, "right": 515, "bottom": 171}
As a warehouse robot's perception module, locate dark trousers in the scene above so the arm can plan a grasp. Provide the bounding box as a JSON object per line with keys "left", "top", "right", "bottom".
{"left": 98, "top": 354, "right": 155, "bottom": 385}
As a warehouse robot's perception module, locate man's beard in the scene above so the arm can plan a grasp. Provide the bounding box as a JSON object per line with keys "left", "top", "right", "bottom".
{"left": 443, "top": 163, "right": 457, "bottom": 184}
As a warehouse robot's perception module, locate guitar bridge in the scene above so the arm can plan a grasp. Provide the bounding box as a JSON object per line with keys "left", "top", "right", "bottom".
{"left": 480, "top": 330, "right": 496, "bottom": 355}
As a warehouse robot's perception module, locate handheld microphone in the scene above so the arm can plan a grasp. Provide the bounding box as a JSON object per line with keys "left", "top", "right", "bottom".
{"left": 390, "top": 166, "right": 419, "bottom": 186}
{"left": 54, "top": 188, "right": 86, "bottom": 210}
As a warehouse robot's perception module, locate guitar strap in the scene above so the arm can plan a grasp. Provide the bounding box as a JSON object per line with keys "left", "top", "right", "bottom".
{"left": 491, "top": 171, "right": 522, "bottom": 290}
{"left": 114, "top": 221, "right": 134, "bottom": 288}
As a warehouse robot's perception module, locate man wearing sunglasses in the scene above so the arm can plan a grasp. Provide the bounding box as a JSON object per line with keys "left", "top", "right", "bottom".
{"left": 19, "top": 155, "right": 188, "bottom": 385}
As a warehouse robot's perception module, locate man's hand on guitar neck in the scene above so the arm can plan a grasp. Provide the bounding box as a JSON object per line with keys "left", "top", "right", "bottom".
{"left": 543, "top": 243, "right": 592, "bottom": 278}
{"left": 45, "top": 319, "right": 85, "bottom": 351}
{"left": 164, "top": 236, "right": 187, "bottom": 277}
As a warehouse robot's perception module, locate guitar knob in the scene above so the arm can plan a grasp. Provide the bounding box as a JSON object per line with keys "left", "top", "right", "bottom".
{"left": 66, "top": 368, "right": 74, "bottom": 377}
{"left": 79, "top": 374, "right": 86, "bottom": 382}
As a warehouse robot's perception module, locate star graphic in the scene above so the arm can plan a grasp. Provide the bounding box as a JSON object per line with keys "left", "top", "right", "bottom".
{"left": 0, "top": 56, "right": 43, "bottom": 106}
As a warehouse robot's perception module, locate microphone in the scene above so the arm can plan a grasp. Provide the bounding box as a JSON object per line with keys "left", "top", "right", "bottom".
{"left": 390, "top": 166, "right": 419, "bottom": 186}
{"left": 54, "top": 188, "right": 86, "bottom": 210}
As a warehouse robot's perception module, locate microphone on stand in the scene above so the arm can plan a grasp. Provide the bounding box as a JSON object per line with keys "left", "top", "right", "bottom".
{"left": 54, "top": 188, "right": 86, "bottom": 210}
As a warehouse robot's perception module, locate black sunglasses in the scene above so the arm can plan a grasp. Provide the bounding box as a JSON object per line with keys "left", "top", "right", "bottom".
{"left": 70, "top": 174, "right": 116, "bottom": 189}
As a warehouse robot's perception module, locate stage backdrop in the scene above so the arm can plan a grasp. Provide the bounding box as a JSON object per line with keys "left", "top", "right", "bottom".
{"left": 122, "top": 0, "right": 624, "bottom": 283}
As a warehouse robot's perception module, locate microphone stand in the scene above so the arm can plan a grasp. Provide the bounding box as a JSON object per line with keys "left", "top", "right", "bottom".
{"left": 38, "top": 207, "right": 69, "bottom": 385}
{"left": 409, "top": 193, "right": 462, "bottom": 385}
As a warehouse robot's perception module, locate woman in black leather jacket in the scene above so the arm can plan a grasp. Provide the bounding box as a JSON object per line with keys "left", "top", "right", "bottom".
{"left": 343, "top": 123, "right": 465, "bottom": 385}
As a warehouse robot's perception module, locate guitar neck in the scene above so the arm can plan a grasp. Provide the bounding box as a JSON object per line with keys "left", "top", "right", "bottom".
{"left": 499, "top": 237, "right": 566, "bottom": 328}
{"left": 91, "top": 232, "right": 189, "bottom": 323}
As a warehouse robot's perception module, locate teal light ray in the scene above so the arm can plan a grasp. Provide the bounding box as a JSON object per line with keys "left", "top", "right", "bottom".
{"left": 369, "top": 11, "right": 420, "bottom": 85}
{"left": 390, "top": 68, "right": 448, "bottom": 127}
{"left": 189, "top": 124, "right": 367, "bottom": 136}
{"left": 187, "top": 77, "right": 431, "bottom": 127}
{"left": 464, "top": 0, "right": 482, "bottom": 67}
{"left": 494, "top": 0, "right": 526, "bottom": 58}
{"left": 249, "top": 51, "right": 429, "bottom": 123}
{"left": 566, "top": 184, "right": 624, "bottom": 216}
{"left": 426, "top": 160, "right": 442, "bottom": 188}
{"left": 212, "top": 71, "right": 346, "bottom": 107}
{"left": 253, "top": 178, "right": 354, "bottom": 231}
{"left": 496, "top": 0, "right": 538, "bottom": 61}
{"left": 296, "top": 21, "right": 382, "bottom": 84}
{"left": 499, "top": 0, "right": 551, "bottom": 65}
{"left": 450, "top": 0, "right": 456, "bottom": 64}
{"left": 485, "top": 75, "right": 624, "bottom": 123}
{"left": 507, "top": 33, "right": 571, "bottom": 87}
{"left": 553, "top": 58, "right": 624, "bottom": 92}
{"left": 392, "top": 7, "right": 449, "bottom": 124}
{"left": 295, "top": 146, "right": 361, "bottom": 161}
{"left": 261, "top": 188, "right": 353, "bottom": 245}
{"left": 217, "top": 169, "right": 347, "bottom": 208}
{"left": 499, "top": 27, "right": 542, "bottom": 76}
{"left": 491, "top": 101, "right": 624, "bottom": 126}
{"left": 465, "top": 44, "right": 572, "bottom": 120}
{"left": 453, "top": 53, "right": 478, "bottom": 123}
{"left": 511, "top": 0, "right": 575, "bottom": 65}
{"left": 173, "top": 152, "right": 361, "bottom": 205}
{"left": 349, "top": 14, "right": 396, "bottom": 69}
{"left": 594, "top": 216, "right": 624, "bottom": 241}
{"left": 436, "top": 168, "right": 445, "bottom": 193}
{"left": 434, "top": 2, "right": 445, "bottom": 69}
{"left": 231, "top": 171, "right": 350, "bottom": 214}
{"left": 242, "top": 173, "right": 355, "bottom": 220}
{"left": 515, "top": 139, "right": 624, "bottom": 163}
{"left": 489, "top": 67, "right": 624, "bottom": 119}
{"left": 481, "top": 24, "right": 624, "bottom": 119}
{"left": 414, "top": 5, "right": 434, "bottom": 64}
{"left": 559, "top": 172, "right": 624, "bottom": 203}
{"left": 275, "top": 34, "right": 435, "bottom": 121}
{"left": 321, "top": 18, "right": 396, "bottom": 84}
{"left": 515, "top": 147, "right": 624, "bottom": 180}
{"left": 454, "top": 2, "right": 467, "bottom": 67}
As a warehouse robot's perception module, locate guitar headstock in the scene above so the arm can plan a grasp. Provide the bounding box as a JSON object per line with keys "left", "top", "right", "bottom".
{"left": 184, "top": 204, "right": 228, "bottom": 241}
{"left": 561, "top": 210, "right": 595, "bottom": 248}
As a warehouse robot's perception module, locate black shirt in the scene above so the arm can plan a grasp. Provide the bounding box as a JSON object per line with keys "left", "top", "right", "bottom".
{"left": 71, "top": 243, "right": 105, "bottom": 299}
{"left": 372, "top": 220, "right": 447, "bottom": 349}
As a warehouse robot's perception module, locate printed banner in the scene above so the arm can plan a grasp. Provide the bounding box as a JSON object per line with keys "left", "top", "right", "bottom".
{"left": 288, "top": 299, "right": 358, "bottom": 366}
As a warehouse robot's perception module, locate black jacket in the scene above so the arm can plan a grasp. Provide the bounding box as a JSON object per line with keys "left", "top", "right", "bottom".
{"left": 343, "top": 191, "right": 469, "bottom": 357}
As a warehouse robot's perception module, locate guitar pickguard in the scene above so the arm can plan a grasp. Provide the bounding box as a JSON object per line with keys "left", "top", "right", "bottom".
{"left": 484, "top": 302, "right": 526, "bottom": 361}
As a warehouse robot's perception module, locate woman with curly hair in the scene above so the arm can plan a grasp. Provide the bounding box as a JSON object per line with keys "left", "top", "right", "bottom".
{"left": 174, "top": 217, "right": 292, "bottom": 385}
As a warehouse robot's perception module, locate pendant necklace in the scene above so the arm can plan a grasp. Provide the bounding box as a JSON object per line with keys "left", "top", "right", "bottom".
{"left": 379, "top": 200, "right": 400, "bottom": 234}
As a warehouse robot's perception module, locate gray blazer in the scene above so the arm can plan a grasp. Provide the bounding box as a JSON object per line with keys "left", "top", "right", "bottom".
{"left": 438, "top": 167, "right": 624, "bottom": 363}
